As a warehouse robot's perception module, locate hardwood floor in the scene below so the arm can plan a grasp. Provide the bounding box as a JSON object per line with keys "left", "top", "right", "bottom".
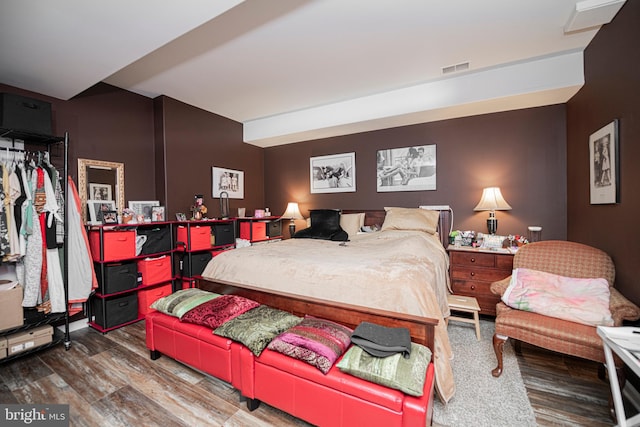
{"left": 0, "top": 320, "right": 632, "bottom": 426}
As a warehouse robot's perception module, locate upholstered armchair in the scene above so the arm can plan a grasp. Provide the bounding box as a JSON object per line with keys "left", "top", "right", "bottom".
{"left": 490, "top": 240, "right": 640, "bottom": 378}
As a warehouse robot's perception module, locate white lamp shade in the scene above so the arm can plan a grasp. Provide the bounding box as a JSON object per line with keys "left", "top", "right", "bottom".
{"left": 282, "top": 202, "right": 304, "bottom": 220}
{"left": 474, "top": 187, "right": 512, "bottom": 211}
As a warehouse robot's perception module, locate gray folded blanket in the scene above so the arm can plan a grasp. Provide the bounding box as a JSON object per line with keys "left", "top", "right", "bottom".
{"left": 350, "top": 322, "right": 412, "bottom": 359}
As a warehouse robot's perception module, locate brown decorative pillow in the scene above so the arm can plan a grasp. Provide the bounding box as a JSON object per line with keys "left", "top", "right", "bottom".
{"left": 180, "top": 295, "right": 261, "bottom": 328}
{"left": 267, "top": 316, "right": 353, "bottom": 374}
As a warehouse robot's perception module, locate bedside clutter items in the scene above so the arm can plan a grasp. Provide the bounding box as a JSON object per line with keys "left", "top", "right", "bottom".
{"left": 449, "top": 230, "right": 530, "bottom": 250}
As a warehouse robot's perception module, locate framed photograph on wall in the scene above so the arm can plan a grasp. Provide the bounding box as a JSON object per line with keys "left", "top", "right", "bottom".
{"left": 89, "top": 183, "right": 112, "bottom": 201}
{"left": 589, "top": 119, "right": 619, "bottom": 204}
{"left": 128, "top": 201, "right": 160, "bottom": 221}
{"left": 212, "top": 167, "right": 244, "bottom": 199}
{"left": 310, "top": 152, "right": 356, "bottom": 194}
{"left": 377, "top": 145, "right": 436, "bottom": 192}
{"left": 88, "top": 200, "right": 116, "bottom": 225}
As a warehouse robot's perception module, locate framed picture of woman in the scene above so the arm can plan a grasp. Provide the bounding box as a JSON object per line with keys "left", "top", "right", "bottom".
{"left": 589, "top": 119, "right": 619, "bottom": 204}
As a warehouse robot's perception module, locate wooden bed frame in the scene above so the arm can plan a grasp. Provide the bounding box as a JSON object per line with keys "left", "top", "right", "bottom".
{"left": 196, "top": 209, "right": 451, "bottom": 352}
{"left": 197, "top": 279, "right": 437, "bottom": 350}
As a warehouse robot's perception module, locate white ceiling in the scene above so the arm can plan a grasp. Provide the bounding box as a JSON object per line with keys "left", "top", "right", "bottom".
{"left": 0, "top": 0, "right": 625, "bottom": 147}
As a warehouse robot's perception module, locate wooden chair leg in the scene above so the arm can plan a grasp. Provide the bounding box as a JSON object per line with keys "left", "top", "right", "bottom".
{"left": 492, "top": 333, "right": 508, "bottom": 377}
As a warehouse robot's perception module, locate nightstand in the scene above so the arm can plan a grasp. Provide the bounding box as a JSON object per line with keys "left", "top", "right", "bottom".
{"left": 447, "top": 245, "right": 514, "bottom": 316}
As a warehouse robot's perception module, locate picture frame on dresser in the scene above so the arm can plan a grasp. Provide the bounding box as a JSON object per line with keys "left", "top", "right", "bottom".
{"left": 151, "top": 206, "right": 165, "bottom": 222}
{"left": 128, "top": 201, "right": 160, "bottom": 221}
{"left": 88, "top": 200, "right": 116, "bottom": 225}
{"left": 589, "top": 119, "right": 619, "bottom": 204}
{"left": 101, "top": 210, "right": 118, "bottom": 224}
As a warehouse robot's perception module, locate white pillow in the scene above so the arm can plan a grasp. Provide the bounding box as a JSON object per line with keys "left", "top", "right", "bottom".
{"left": 381, "top": 207, "right": 439, "bottom": 234}
{"left": 340, "top": 213, "right": 365, "bottom": 238}
{"left": 502, "top": 268, "right": 613, "bottom": 326}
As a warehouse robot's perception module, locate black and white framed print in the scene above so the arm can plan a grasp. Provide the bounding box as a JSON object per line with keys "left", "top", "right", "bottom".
{"left": 589, "top": 119, "right": 619, "bottom": 204}
{"left": 212, "top": 166, "right": 244, "bottom": 199}
{"left": 310, "top": 152, "right": 356, "bottom": 194}
{"left": 377, "top": 145, "right": 436, "bottom": 192}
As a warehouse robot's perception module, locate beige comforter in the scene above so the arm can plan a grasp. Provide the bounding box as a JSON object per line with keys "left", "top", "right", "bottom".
{"left": 201, "top": 229, "right": 456, "bottom": 402}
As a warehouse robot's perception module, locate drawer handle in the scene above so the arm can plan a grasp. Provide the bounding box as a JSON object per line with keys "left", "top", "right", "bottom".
{"left": 470, "top": 272, "right": 475, "bottom": 277}
{"left": 470, "top": 257, "right": 476, "bottom": 263}
{"left": 470, "top": 285, "right": 476, "bottom": 290}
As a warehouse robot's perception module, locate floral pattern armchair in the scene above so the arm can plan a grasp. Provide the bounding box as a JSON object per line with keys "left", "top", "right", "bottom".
{"left": 490, "top": 240, "right": 640, "bottom": 378}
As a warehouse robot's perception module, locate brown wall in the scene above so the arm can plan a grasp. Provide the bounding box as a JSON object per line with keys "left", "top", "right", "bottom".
{"left": 155, "top": 96, "right": 265, "bottom": 219}
{"left": 0, "top": 82, "right": 156, "bottom": 201}
{"left": 566, "top": 1, "right": 640, "bottom": 304}
{"left": 265, "top": 105, "right": 568, "bottom": 240}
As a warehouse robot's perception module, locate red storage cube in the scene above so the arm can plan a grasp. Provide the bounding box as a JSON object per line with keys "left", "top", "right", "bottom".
{"left": 90, "top": 230, "right": 136, "bottom": 261}
{"left": 240, "top": 221, "right": 267, "bottom": 241}
{"left": 176, "top": 225, "right": 212, "bottom": 251}
{"left": 137, "top": 255, "right": 172, "bottom": 286}
{"left": 138, "top": 284, "right": 173, "bottom": 317}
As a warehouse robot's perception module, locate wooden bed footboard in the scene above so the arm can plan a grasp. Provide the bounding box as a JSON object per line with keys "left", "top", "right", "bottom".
{"left": 196, "top": 278, "right": 437, "bottom": 351}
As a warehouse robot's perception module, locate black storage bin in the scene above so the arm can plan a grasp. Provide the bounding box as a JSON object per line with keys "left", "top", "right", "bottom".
{"left": 176, "top": 251, "right": 213, "bottom": 277}
{"left": 138, "top": 226, "right": 172, "bottom": 255}
{"left": 93, "top": 293, "right": 138, "bottom": 329}
{"left": 212, "top": 223, "right": 235, "bottom": 246}
{"left": 98, "top": 262, "right": 138, "bottom": 294}
{"left": 267, "top": 220, "right": 282, "bottom": 237}
{"left": 0, "top": 93, "right": 53, "bottom": 136}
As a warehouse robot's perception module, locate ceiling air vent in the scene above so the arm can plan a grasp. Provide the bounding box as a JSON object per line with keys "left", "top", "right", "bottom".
{"left": 442, "top": 61, "right": 470, "bottom": 75}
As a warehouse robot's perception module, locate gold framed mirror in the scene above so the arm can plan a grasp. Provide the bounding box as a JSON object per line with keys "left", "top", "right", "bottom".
{"left": 78, "top": 158, "right": 125, "bottom": 223}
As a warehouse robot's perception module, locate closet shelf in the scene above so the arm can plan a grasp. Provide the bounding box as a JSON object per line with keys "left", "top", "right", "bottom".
{"left": 0, "top": 127, "right": 65, "bottom": 144}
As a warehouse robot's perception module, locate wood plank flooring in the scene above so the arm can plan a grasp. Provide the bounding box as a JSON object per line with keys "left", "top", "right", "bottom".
{"left": 0, "top": 320, "right": 631, "bottom": 426}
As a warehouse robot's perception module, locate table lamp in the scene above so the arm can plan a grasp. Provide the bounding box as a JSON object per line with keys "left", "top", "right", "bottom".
{"left": 473, "top": 187, "right": 512, "bottom": 234}
{"left": 281, "top": 202, "right": 304, "bottom": 237}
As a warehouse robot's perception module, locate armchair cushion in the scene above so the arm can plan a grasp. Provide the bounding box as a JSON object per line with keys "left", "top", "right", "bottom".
{"left": 501, "top": 268, "right": 613, "bottom": 326}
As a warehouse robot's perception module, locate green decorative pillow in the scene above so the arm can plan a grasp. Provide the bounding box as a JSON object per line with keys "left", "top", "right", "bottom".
{"left": 150, "top": 288, "right": 219, "bottom": 318}
{"left": 336, "top": 342, "right": 432, "bottom": 396}
{"left": 214, "top": 305, "right": 302, "bottom": 356}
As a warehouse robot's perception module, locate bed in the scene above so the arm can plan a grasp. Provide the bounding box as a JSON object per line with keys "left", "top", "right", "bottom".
{"left": 199, "top": 207, "right": 456, "bottom": 403}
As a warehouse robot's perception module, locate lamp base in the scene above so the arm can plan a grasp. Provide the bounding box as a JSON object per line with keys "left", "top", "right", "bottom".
{"left": 289, "top": 221, "right": 296, "bottom": 238}
{"left": 487, "top": 213, "right": 498, "bottom": 235}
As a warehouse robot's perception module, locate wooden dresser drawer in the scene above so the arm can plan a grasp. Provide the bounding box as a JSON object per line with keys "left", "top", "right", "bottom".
{"left": 451, "top": 266, "right": 512, "bottom": 282}
{"left": 449, "top": 251, "right": 496, "bottom": 267}
{"left": 451, "top": 279, "right": 494, "bottom": 297}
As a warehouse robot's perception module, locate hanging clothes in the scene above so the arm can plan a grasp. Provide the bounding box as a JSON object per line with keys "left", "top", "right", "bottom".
{"left": 66, "top": 176, "right": 97, "bottom": 315}
{"left": 0, "top": 164, "right": 10, "bottom": 258}
{"left": 21, "top": 167, "right": 43, "bottom": 307}
{"left": 42, "top": 167, "right": 64, "bottom": 313}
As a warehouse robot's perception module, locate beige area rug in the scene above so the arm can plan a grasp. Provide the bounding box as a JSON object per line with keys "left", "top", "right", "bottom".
{"left": 432, "top": 319, "right": 536, "bottom": 427}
